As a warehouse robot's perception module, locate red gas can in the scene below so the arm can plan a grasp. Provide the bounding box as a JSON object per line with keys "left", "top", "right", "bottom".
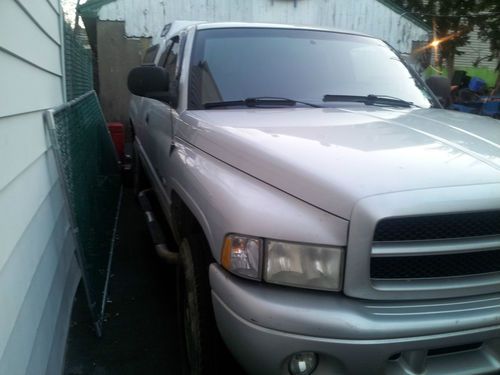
{"left": 107, "top": 122, "right": 125, "bottom": 160}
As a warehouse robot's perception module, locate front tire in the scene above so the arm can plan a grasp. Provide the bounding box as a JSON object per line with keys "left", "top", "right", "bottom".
{"left": 177, "top": 234, "right": 221, "bottom": 375}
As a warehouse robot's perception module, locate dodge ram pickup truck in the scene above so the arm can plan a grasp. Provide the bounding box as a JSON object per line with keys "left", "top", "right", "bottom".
{"left": 128, "top": 21, "right": 500, "bottom": 375}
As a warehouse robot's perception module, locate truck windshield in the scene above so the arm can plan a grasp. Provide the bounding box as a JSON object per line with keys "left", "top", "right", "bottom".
{"left": 188, "top": 28, "right": 435, "bottom": 110}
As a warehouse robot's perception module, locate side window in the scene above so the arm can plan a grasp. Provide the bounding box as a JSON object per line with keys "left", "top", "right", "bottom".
{"left": 143, "top": 44, "right": 159, "bottom": 65}
{"left": 164, "top": 38, "right": 180, "bottom": 79}
{"left": 158, "top": 40, "right": 173, "bottom": 67}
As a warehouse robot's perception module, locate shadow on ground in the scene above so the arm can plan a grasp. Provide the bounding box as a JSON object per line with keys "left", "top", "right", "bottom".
{"left": 64, "top": 189, "right": 181, "bottom": 375}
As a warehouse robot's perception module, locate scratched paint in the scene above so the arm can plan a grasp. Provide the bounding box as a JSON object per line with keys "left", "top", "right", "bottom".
{"left": 98, "top": 0, "right": 429, "bottom": 52}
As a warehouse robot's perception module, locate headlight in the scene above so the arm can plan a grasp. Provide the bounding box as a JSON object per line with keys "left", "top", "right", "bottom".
{"left": 221, "top": 234, "right": 344, "bottom": 291}
{"left": 264, "top": 240, "right": 344, "bottom": 291}
{"left": 221, "top": 234, "right": 262, "bottom": 280}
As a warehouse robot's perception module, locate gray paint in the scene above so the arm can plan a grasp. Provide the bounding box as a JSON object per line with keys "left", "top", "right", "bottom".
{"left": 210, "top": 263, "right": 500, "bottom": 340}
{"left": 178, "top": 107, "right": 500, "bottom": 220}
{"left": 211, "top": 265, "right": 500, "bottom": 375}
{"left": 130, "top": 22, "right": 500, "bottom": 374}
{"left": 131, "top": 22, "right": 500, "bottom": 290}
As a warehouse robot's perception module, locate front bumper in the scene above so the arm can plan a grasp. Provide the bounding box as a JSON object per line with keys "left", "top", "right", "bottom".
{"left": 210, "top": 264, "right": 500, "bottom": 374}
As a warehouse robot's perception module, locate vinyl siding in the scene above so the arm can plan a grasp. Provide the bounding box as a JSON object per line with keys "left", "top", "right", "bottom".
{"left": 0, "top": 0, "right": 61, "bottom": 74}
{"left": 0, "top": 51, "right": 63, "bottom": 118}
{"left": 0, "top": 1, "right": 80, "bottom": 375}
{"left": 0, "top": 111, "right": 49, "bottom": 192}
{"left": 456, "top": 27, "right": 498, "bottom": 70}
{"left": 47, "top": 0, "right": 60, "bottom": 15}
{"left": 98, "top": 0, "right": 429, "bottom": 52}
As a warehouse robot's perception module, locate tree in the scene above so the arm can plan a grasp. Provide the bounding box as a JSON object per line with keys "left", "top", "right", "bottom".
{"left": 475, "top": 0, "right": 500, "bottom": 90}
{"left": 393, "top": 0, "right": 477, "bottom": 79}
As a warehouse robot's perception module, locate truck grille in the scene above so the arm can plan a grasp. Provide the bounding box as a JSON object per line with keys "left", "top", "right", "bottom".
{"left": 374, "top": 211, "right": 500, "bottom": 242}
{"left": 371, "top": 211, "right": 500, "bottom": 280}
{"left": 371, "top": 249, "right": 500, "bottom": 279}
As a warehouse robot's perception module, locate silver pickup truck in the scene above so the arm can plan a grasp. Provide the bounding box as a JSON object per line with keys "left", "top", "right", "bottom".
{"left": 128, "top": 21, "right": 500, "bottom": 375}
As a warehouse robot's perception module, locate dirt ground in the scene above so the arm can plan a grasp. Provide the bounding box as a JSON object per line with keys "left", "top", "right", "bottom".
{"left": 64, "top": 189, "right": 181, "bottom": 375}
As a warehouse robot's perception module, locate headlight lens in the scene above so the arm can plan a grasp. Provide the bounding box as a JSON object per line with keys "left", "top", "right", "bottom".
{"left": 264, "top": 240, "right": 344, "bottom": 291}
{"left": 221, "top": 235, "right": 344, "bottom": 291}
{"left": 221, "top": 234, "right": 262, "bottom": 280}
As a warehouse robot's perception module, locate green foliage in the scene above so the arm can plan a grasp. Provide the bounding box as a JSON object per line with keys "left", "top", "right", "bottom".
{"left": 393, "top": 0, "right": 476, "bottom": 61}
{"left": 476, "top": 0, "right": 500, "bottom": 71}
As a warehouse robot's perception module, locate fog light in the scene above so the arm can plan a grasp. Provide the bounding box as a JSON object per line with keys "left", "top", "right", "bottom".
{"left": 289, "top": 352, "right": 318, "bottom": 375}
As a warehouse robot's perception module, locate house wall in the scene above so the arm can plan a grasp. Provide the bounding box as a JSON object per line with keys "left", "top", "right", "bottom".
{"left": 456, "top": 27, "right": 498, "bottom": 71}
{"left": 0, "top": 1, "right": 81, "bottom": 374}
{"left": 98, "top": 0, "right": 429, "bottom": 52}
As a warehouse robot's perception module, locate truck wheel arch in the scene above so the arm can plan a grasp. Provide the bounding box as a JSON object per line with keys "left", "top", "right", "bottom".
{"left": 170, "top": 190, "right": 215, "bottom": 263}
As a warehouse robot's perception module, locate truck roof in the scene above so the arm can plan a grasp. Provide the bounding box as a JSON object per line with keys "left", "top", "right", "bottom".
{"left": 161, "top": 20, "right": 371, "bottom": 40}
{"left": 195, "top": 21, "right": 369, "bottom": 37}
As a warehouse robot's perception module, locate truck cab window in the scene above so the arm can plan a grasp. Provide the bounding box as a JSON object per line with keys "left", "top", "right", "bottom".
{"left": 164, "top": 38, "right": 180, "bottom": 79}
{"left": 158, "top": 40, "right": 173, "bottom": 67}
{"left": 142, "top": 44, "right": 159, "bottom": 65}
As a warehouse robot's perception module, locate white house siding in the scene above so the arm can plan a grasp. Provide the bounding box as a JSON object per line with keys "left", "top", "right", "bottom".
{"left": 98, "top": 0, "right": 429, "bottom": 52}
{"left": 0, "top": 1, "right": 80, "bottom": 375}
{"left": 456, "top": 27, "right": 498, "bottom": 70}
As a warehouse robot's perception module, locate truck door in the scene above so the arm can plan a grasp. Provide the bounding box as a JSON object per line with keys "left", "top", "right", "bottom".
{"left": 144, "top": 36, "right": 181, "bottom": 206}
{"left": 133, "top": 43, "right": 159, "bottom": 154}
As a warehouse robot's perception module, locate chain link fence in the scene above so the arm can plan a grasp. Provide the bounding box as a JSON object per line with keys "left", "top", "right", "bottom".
{"left": 42, "top": 23, "right": 122, "bottom": 334}
{"left": 45, "top": 90, "right": 122, "bottom": 334}
{"left": 64, "top": 22, "right": 94, "bottom": 101}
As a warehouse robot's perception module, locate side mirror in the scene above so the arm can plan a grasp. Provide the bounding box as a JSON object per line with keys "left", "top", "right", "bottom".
{"left": 425, "top": 76, "right": 452, "bottom": 108}
{"left": 127, "top": 66, "right": 170, "bottom": 101}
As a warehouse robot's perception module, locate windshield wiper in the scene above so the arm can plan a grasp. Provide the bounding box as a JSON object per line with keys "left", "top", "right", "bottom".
{"left": 204, "top": 96, "right": 321, "bottom": 109}
{"left": 322, "top": 94, "right": 418, "bottom": 108}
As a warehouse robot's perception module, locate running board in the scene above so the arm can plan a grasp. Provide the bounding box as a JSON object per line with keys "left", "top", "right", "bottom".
{"left": 138, "top": 189, "right": 178, "bottom": 264}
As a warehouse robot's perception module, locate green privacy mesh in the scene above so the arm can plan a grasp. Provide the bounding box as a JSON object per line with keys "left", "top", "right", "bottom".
{"left": 46, "top": 91, "right": 122, "bottom": 334}
{"left": 64, "top": 22, "right": 93, "bottom": 101}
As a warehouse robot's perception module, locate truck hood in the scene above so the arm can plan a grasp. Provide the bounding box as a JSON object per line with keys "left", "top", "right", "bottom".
{"left": 179, "top": 107, "right": 500, "bottom": 219}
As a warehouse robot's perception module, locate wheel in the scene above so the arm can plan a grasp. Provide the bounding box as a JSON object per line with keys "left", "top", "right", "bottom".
{"left": 177, "top": 234, "right": 222, "bottom": 375}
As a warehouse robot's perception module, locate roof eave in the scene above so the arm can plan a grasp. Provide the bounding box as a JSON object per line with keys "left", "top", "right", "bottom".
{"left": 375, "top": 0, "right": 432, "bottom": 32}
{"left": 77, "top": 0, "right": 116, "bottom": 18}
